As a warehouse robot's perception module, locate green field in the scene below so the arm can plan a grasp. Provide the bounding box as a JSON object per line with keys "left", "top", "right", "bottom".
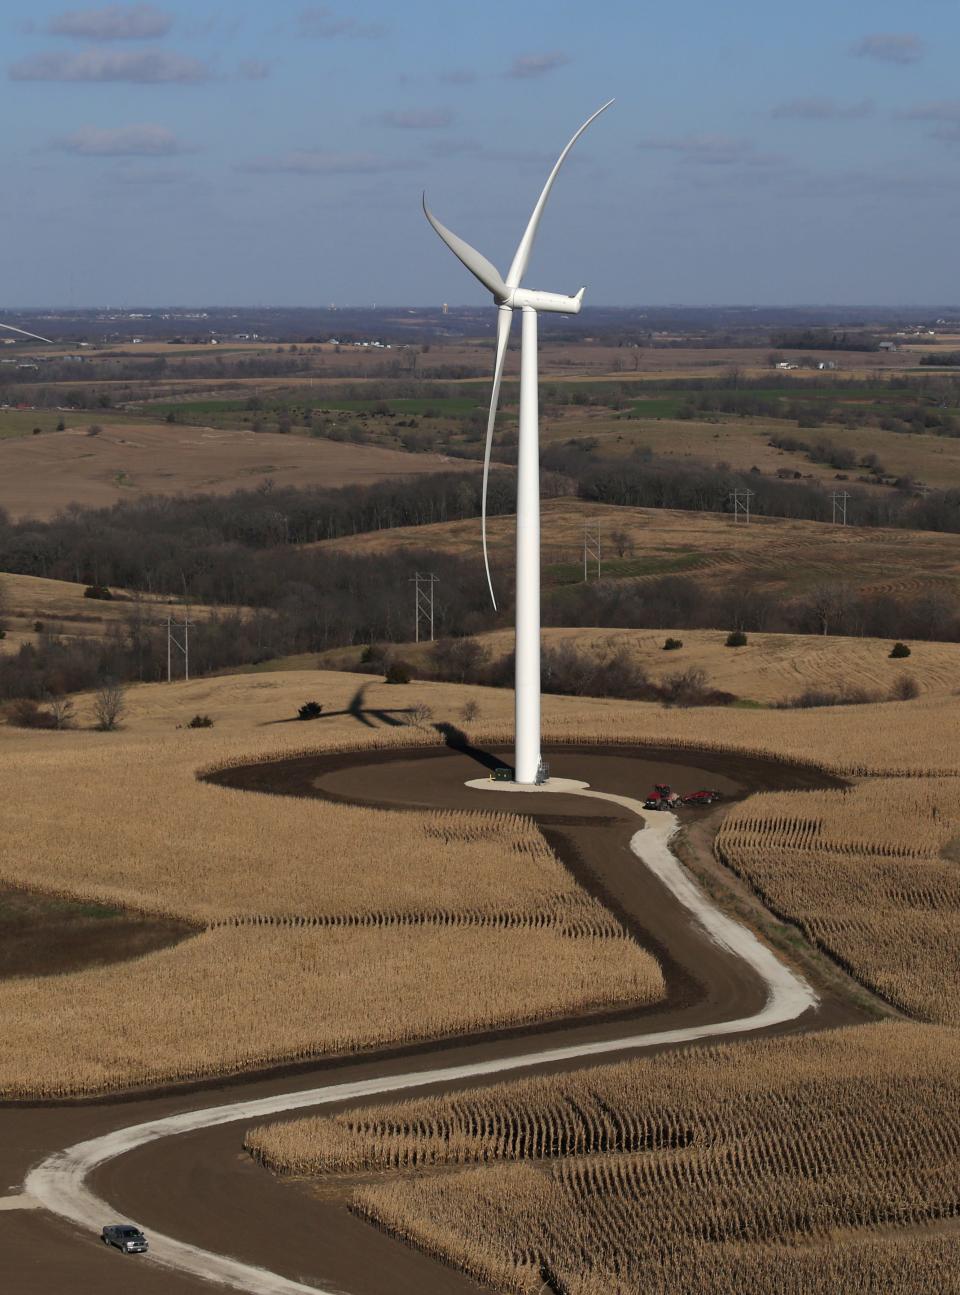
{"left": 546, "top": 551, "right": 708, "bottom": 586}
{"left": 0, "top": 409, "right": 129, "bottom": 439}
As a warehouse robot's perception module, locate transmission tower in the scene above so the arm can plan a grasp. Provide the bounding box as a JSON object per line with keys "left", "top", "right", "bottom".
{"left": 729, "top": 489, "right": 754, "bottom": 523}
{"left": 830, "top": 489, "right": 851, "bottom": 526}
{"left": 583, "top": 520, "right": 601, "bottom": 580}
{"left": 411, "top": 572, "right": 438, "bottom": 643}
{"left": 166, "top": 615, "right": 191, "bottom": 682}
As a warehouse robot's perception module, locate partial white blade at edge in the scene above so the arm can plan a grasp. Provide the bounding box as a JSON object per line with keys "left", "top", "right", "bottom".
{"left": 422, "top": 195, "right": 508, "bottom": 300}
{"left": 505, "top": 99, "right": 615, "bottom": 290}
{"left": 0, "top": 322, "right": 55, "bottom": 344}
{"left": 481, "top": 305, "right": 514, "bottom": 610}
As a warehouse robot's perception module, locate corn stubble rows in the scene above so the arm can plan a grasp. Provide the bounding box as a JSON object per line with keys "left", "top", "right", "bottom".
{"left": 716, "top": 777, "right": 960, "bottom": 1023}
{"left": 0, "top": 725, "right": 661, "bottom": 1097}
{"left": 248, "top": 1023, "right": 960, "bottom": 1294}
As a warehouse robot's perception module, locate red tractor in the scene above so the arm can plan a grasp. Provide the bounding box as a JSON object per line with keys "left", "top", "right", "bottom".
{"left": 644, "top": 783, "right": 682, "bottom": 811}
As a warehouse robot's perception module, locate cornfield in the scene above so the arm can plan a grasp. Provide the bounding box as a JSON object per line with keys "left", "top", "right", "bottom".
{"left": 0, "top": 672, "right": 663, "bottom": 1096}
{"left": 716, "top": 779, "right": 960, "bottom": 1023}
{"left": 0, "top": 923, "right": 661, "bottom": 1099}
{"left": 3, "top": 664, "right": 959, "bottom": 1096}
{"left": 248, "top": 1022, "right": 960, "bottom": 1294}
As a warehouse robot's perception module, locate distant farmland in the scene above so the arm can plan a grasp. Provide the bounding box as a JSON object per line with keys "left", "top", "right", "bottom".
{"left": 313, "top": 498, "right": 960, "bottom": 605}
{"left": 0, "top": 422, "right": 474, "bottom": 520}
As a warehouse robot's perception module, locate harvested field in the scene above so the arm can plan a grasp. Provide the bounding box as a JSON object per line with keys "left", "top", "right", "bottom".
{"left": 716, "top": 779, "right": 960, "bottom": 1023}
{"left": 0, "top": 571, "right": 223, "bottom": 655}
{"left": 248, "top": 1021, "right": 960, "bottom": 1295}
{"left": 4, "top": 665, "right": 960, "bottom": 1095}
{"left": 0, "top": 672, "right": 666, "bottom": 1098}
{"left": 318, "top": 626, "right": 956, "bottom": 705}
{"left": 0, "top": 423, "right": 471, "bottom": 520}
{"left": 312, "top": 498, "right": 960, "bottom": 604}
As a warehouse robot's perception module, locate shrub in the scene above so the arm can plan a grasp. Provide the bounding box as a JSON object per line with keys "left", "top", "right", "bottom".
{"left": 46, "top": 694, "right": 75, "bottom": 729}
{"left": 725, "top": 630, "right": 748, "bottom": 648}
{"left": 86, "top": 424, "right": 102, "bottom": 437}
{"left": 889, "top": 642, "right": 911, "bottom": 659}
{"left": 409, "top": 702, "right": 434, "bottom": 728}
{"left": 385, "top": 660, "right": 413, "bottom": 685}
{"left": 33, "top": 621, "right": 44, "bottom": 634}
{"left": 779, "top": 685, "right": 881, "bottom": 709}
{"left": 890, "top": 674, "right": 920, "bottom": 701}
{"left": 83, "top": 585, "right": 113, "bottom": 601}
{"left": 663, "top": 638, "right": 683, "bottom": 651}
{"left": 93, "top": 679, "right": 126, "bottom": 732}
{"left": 187, "top": 713, "right": 215, "bottom": 728}
{"left": 297, "top": 701, "right": 324, "bottom": 721}
{"left": 460, "top": 699, "right": 480, "bottom": 723}
{"left": 6, "top": 699, "right": 56, "bottom": 729}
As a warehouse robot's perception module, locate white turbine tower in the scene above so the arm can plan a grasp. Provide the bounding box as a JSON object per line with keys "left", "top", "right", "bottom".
{"left": 424, "top": 100, "right": 613, "bottom": 784}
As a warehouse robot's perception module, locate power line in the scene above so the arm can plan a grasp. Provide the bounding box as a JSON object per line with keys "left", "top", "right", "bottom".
{"left": 166, "top": 615, "right": 191, "bottom": 682}
{"left": 583, "top": 520, "right": 601, "bottom": 580}
{"left": 830, "top": 489, "right": 851, "bottom": 526}
{"left": 410, "top": 572, "right": 438, "bottom": 643}
{"left": 729, "top": 489, "right": 754, "bottom": 523}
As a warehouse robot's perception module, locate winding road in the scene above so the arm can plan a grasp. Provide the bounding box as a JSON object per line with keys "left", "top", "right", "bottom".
{"left": 21, "top": 771, "right": 822, "bottom": 1295}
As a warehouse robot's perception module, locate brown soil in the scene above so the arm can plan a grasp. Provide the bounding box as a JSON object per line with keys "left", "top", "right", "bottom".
{"left": 0, "top": 886, "right": 195, "bottom": 979}
{"left": 0, "top": 742, "right": 872, "bottom": 1295}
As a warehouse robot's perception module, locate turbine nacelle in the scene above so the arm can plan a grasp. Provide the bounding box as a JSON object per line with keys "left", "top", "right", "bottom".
{"left": 503, "top": 287, "right": 585, "bottom": 314}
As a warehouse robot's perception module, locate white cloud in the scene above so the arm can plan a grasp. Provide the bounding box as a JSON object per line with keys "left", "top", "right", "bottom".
{"left": 900, "top": 100, "right": 960, "bottom": 123}
{"left": 506, "top": 51, "right": 569, "bottom": 79}
{"left": 238, "top": 59, "right": 269, "bottom": 81}
{"left": 9, "top": 48, "right": 209, "bottom": 82}
{"left": 849, "top": 33, "right": 923, "bottom": 65}
{"left": 51, "top": 123, "right": 186, "bottom": 156}
{"left": 47, "top": 3, "right": 172, "bottom": 40}
{"left": 771, "top": 97, "right": 874, "bottom": 121}
{"left": 297, "top": 7, "right": 384, "bottom": 38}
{"left": 638, "top": 134, "right": 781, "bottom": 166}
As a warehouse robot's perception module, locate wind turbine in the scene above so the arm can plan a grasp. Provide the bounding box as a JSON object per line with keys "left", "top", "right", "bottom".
{"left": 0, "top": 323, "right": 55, "bottom": 344}
{"left": 424, "top": 100, "right": 613, "bottom": 785}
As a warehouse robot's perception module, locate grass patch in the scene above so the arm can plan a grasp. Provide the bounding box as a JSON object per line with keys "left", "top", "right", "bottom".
{"left": 545, "top": 551, "right": 708, "bottom": 586}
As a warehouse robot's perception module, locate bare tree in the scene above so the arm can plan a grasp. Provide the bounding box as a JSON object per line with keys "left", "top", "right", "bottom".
{"left": 609, "top": 529, "right": 635, "bottom": 559}
{"left": 807, "top": 584, "right": 854, "bottom": 637}
{"left": 93, "top": 679, "right": 126, "bottom": 731}
{"left": 46, "top": 692, "right": 76, "bottom": 730}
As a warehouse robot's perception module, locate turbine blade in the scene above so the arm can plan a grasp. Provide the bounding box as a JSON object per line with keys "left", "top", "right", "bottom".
{"left": 0, "top": 322, "right": 55, "bottom": 344}
{"left": 481, "top": 305, "right": 514, "bottom": 610}
{"left": 505, "top": 99, "right": 614, "bottom": 289}
{"left": 422, "top": 195, "right": 508, "bottom": 300}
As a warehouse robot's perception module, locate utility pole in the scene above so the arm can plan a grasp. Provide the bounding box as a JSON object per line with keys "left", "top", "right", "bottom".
{"left": 830, "top": 489, "right": 851, "bottom": 526}
{"left": 166, "top": 614, "right": 191, "bottom": 682}
{"left": 729, "top": 489, "right": 754, "bottom": 523}
{"left": 410, "top": 573, "right": 438, "bottom": 644}
{"left": 583, "top": 520, "right": 601, "bottom": 580}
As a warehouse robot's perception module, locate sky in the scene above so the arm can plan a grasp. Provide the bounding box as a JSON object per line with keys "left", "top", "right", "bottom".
{"left": 2, "top": 0, "right": 960, "bottom": 307}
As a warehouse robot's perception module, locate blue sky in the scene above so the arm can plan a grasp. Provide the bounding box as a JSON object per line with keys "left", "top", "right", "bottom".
{"left": 3, "top": 0, "right": 960, "bottom": 306}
